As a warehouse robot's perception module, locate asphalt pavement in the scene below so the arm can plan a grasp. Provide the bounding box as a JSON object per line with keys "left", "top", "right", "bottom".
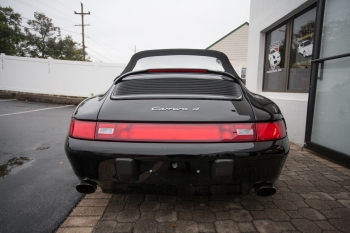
{"left": 0, "top": 99, "right": 83, "bottom": 233}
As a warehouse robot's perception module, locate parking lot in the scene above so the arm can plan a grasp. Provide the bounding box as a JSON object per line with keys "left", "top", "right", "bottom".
{"left": 1, "top": 98, "right": 350, "bottom": 233}
{"left": 0, "top": 99, "right": 83, "bottom": 233}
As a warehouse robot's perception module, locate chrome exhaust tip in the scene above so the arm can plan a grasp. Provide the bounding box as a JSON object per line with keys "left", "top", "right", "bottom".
{"left": 76, "top": 179, "right": 97, "bottom": 194}
{"left": 255, "top": 182, "right": 276, "bottom": 197}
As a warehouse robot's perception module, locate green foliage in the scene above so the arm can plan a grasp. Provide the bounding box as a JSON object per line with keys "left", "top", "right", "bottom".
{"left": 0, "top": 6, "right": 87, "bottom": 61}
{"left": 0, "top": 6, "right": 25, "bottom": 55}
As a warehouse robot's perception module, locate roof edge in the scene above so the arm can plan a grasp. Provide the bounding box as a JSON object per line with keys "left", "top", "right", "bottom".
{"left": 205, "top": 22, "right": 249, "bottom": 50}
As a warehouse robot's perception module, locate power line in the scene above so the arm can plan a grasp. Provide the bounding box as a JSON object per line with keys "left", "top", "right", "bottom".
{"left": 13, "top": 0, "right": 74, "bottom": 23}
{"left": 53, "top": 0, "right": 75, "bottom": 11}
{"left": 36, "top": 0, "right": 76, "bottom": 20}
{"left": 86, "top": 35, "right": 128, "bottom": 62}
{"left": 86, "top": 47, "right": 116, "bottom": 63}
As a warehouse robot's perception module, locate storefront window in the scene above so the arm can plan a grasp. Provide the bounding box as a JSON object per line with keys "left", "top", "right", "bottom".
{"left": 320, "top": 0, "right": 350, "bottom": 58}
{"left": 263, "top": 25, "right": 286, "bottom": 91}
{"left": 288, "top": 8, "right": 316, "bottom": 91}
{"left": 263, "top": 6, "right": 316, "bottom": 92}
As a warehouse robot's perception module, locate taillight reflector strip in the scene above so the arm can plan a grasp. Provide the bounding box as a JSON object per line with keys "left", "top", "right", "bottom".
{"left": 96, "top": 122, "right": 255, "bottom": 142}
{"left": 69, "top": 119, "right": 286, "bottom": 142}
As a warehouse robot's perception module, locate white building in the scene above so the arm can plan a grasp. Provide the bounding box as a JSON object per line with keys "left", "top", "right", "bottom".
{"left": 247, "top": 0, "right": 350, "bottom": 165}
{"left": 207, "top": 22, "right": 249, "bottom": 82}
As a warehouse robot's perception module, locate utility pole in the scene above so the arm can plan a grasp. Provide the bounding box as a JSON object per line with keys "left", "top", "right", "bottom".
{"left": 74, "top": 3, "right": 90, "bottom": 61}
{"left": 133, "top": 45, "right": 139, "bottom": 54}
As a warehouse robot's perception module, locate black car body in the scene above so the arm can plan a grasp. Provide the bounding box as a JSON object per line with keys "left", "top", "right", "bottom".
{"left": 65, "top": 49, "right": 289, "bottom": 196}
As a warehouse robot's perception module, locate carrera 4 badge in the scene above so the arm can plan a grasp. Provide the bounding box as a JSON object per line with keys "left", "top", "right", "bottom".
{"left": 152, "top": 107, "right": 200, "bottom": 111}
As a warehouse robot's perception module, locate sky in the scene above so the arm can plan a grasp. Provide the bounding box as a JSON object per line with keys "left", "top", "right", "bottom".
{"left": 1, "top": 0, "right": 250, "bottom": 64}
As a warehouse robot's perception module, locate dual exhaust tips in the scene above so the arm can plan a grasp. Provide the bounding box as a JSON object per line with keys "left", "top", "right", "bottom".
{"left": 76, "top": 179, "right": 277, "bottom": 197}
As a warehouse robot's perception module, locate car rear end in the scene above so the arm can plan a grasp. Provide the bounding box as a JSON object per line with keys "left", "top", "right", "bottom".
{"left": 65, "top": 68, "right": 289, "bottom": 196}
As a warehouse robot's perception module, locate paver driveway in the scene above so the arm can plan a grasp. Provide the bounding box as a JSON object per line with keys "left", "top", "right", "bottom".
{"left": 57, "top": 144, "right": 350, "bottom": 233}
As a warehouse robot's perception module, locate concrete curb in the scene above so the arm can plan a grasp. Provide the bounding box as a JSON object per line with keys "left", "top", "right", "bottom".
{"left": 0, "top": 91, "right": 86, "bottom": 105}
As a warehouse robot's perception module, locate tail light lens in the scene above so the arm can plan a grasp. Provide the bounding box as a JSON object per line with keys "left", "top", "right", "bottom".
{"left": 69, "top": 119, "right": 286, "bottom": 142}
{"left": 69, "top": 119, "right": 96, "bottom": 140}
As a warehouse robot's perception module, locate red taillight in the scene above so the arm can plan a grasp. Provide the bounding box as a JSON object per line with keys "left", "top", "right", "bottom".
{"left": 69, "top": 120, "right": 286, "bottom": 142}
{"left": 147, "top": 69, "right": 207, "bottom": 73}
{"left": 256, "top": 121, "right": 286, "bottom": 141}
{"left": 69, "top": 119, "right": 96, "bottom": 140}
{"left": 96, "top": 123, "right": 255, "bottom": 142}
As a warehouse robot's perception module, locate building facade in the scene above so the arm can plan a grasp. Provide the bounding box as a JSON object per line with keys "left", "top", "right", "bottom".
{"left": 247, "top": 0, "right": 350, "bottom": 165}
{"left": 207, "top": 22, "right": 249, "bottom": 82}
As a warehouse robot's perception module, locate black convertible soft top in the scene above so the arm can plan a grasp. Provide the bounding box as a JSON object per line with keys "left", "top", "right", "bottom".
{"left": 120, "top": 49, "right": 239, "bottom": 77}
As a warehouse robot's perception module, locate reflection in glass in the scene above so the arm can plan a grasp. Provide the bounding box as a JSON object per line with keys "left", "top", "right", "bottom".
{"left": 320, "top": 0, "right": 350, "bottom": 58}
{"left": 311, "top": 56, "right": 350, "bottom": 156}
{"left": 288, "top": 8, "right": 316, "bottom": 91}
{"left": 263, "top": 25, "right": 286, "bottom": 91}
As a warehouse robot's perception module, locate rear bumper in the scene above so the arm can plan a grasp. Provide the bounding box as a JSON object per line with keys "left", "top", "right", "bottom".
{"left": 65, "top": 136, "right": 289, "bottom": 191}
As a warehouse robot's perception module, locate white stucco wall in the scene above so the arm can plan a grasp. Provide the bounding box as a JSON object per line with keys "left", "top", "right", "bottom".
{"left": 246, "top": 0, "right": 316, "bottom": 146}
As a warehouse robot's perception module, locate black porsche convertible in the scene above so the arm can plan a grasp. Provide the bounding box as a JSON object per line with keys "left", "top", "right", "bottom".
{"left": 65, "top": 49, "right": 289, "bottom": 196}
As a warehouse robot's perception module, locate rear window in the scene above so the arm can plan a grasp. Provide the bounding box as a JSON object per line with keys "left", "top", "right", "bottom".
{"left": 132, "top": 55, "right": 225, "bottom": 72}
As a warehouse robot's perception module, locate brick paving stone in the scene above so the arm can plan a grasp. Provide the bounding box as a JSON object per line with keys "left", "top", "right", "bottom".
{"left": 214, "top": 220, "right": 240, "bottom": 233}
{"left": 314, "top": 221, "right": 336, "bottom": 231}
{"left": 291, "top": 219, "right": 321, "bottom": 233}
{"left": 61, "top": 217, "right": 100, "bottom": 227}
{"left": 253, "top": 220, "right": 294, "bottom": 233}
{"left": 158, "top": 222, "right": 175, "bottom": 233}
{"left": 250, "top": 210, "right": 268, "bottom": 220}
{"left": 124, "top": 202, "right": 139, "bottom": 209}
{"left": 304, "top": 200, "right": 332, "bottom": 210}
{"left": 175, "top": 200, "right": 194, "bottom": 211}
{"left": 328, "top": 219, "right": 350, "bottom": 232}
{"left": 338, "top": 199, "right": 350, "bottom": 208}
{"left": 280, "top": 193, "right": 303, "bottom": 201}
{"left": 194, "top": 202, "right": 209, "bottom": 210}
{"left": 114, "top": 223, "right": 132, "bottom": 233}
{"left": 85, "top": 192, "right": 113, "bottom": 199}
{"left": 215, "top": 211, "right": 230, "bottom": 220}
{"left": 116, "top": 209, "right": 140, "bottom": 222}
{"left": 155, "top": 210, "right": 177, "bottom": 222}
{"left": 285, "top": 211, "right": 303, "bottom": 219}
{"left": 261, "top": 201, "right": 278, "bottom": 209}
{"left": 209, "top": 201, "right": 229, "bottom": 211}
{"left": 133, "top": 220, "right": 158, "bottom": 233}
{"left": 141, "top": 211, "right": 156, "bottom": 220}
{"left": 197, "top": 222, "right": 216, "bottom": 233}
{"left": 288, "top": 186, "right": 320, "bottom": 194}
{"left": 241, "top": 200, "right": 265, "bottom": 210}
{"left": 273, "top": 200, "right": 298, "bottom": 210}
{"left": 300, "top": 192, "right": 335, "bottom": 200}
{"left": 78, "top": 199, "right": 110, "bottom": 207}
{"left": 93, "top": 220, "right": 117, "bottom": 233}
{"left": 124, "top": 194, "right": 144, "bottom": 202}
{"left": 265, "top": 209, "right": 290, "bottom": 221}
{"left": 238, "top": 222, "right": 256, "bottom": 232}
{"left": 56, "top": 227, "right": 94, "bottom": 233}
{"left": 191, "top": 195, "right": 210, "bottom": 203}
{"left": 112, "top": 194, "right": 125, "bottom": 201}
{"left": 178, "top": 211, "right": 193, "bottom": 220}
{"left": 145, "top": 195, "right": 158, "bottom": 201}
{"left": 193, "top": 210, "right": 216, "bottom": 222}
{"left": 160, "top": 202, "right": 174, "bottom": 210}
{"left": 158, "top": 195, "right": 177, "bottom": 202}
{"left": 104, "top": 201, "right": 125, "bottom": 213}
{"left": 298, "top": 208, "right": 326, "bottom": 221}
{"left": 139, "top": 201, "right": 160, "bottom": 211}
{"left": 331, "top": 192, "right": 350, "bottom": 200}
{"left": 321, "top": 208, "right": 350, "bottom": 219}
{"left": 71, "top": 207, "right": 106, "bottom": 216}
{"left": 228, "top": 202, "right": 243, "bottom": 209}
{"left": 325, "top": 200, "right": 343, "bottom": 208}
{"left": 229, "top": 209, "right": 253, "bottom": 222}
{"left": 101, "top": 213, "right": 118, "bottom": 221}
{"left": 175, "top": 221, "right": 198, "bottom": 233}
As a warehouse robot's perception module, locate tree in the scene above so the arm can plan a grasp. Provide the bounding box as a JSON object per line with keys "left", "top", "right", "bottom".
{"left": 0, "top": 6, "right": 25, "bottom": 55}
{"left": 24, "top": 12, "right": 61, "bottom": 58}
{"left": 51, "top": 35, "right": 86, "bottom": 61}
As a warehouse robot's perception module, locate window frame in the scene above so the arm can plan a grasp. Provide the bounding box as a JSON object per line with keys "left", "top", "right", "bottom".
{"left": 263, "top": 3, "right": 317, "bottom": 93}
